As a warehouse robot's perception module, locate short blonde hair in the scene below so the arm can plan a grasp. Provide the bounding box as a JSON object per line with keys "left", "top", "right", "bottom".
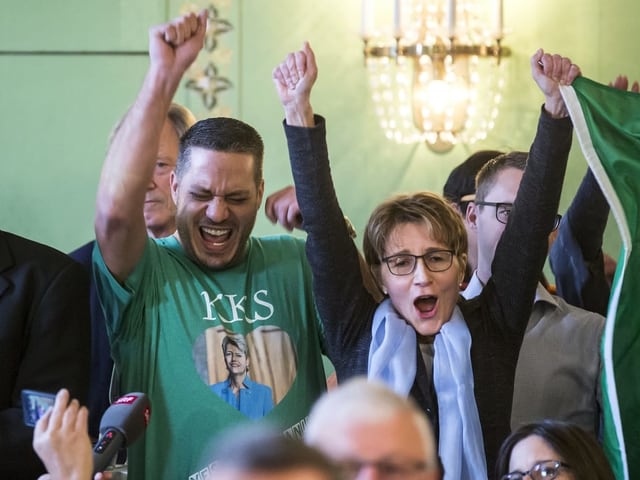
{"left": 107, "top": 102, "right": 196, "bottom": 146}
{"left": 221, "top": 332, "right": 248, "bottom": 357}
{"left": 363, "top": 191, "right": 467, "bottom": 273}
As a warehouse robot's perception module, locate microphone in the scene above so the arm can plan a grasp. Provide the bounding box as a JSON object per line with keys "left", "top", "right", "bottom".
{"left": 92, "top": 392, "right": 151, "bottom": 474}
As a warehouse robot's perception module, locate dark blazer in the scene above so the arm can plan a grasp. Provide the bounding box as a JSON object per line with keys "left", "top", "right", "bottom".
{"left": 0, "top": 230, "right": 90, "bottom": 479}
{"left": 70, "top": 240, "right": 114, "bottom": 439}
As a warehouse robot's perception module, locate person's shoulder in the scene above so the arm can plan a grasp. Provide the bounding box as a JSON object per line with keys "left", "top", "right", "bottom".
{"left": 552, "top": 294, "right": 605, "bottom": 329}
{"left": 69, "top": 239, "right": 96, "bottom": 266}
{"left": 210, "top": 380, "right": 228, "bottom": 394}
{"left": 1, "top": 230, "right": 81, "bottom": 270}
{"left": 0, "top": 231, "right": 87, "bottom": 290}
{"left": 254, "top": 233, "right": 303, "bottom": 244}
{"left": 136, "top": 235, "right": 186, "bottom": 265}
{"left": 252, "top": 234, "right": 306, "bottom": 251}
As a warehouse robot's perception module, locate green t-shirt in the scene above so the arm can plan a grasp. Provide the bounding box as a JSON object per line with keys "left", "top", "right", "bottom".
{"left": 93, "top": 235, "right": 327, "bottom": 480}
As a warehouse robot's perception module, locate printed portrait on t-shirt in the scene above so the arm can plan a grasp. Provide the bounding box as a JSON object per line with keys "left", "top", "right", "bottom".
{"left": 192, "top": 325, "right": 297, "bottom": 419}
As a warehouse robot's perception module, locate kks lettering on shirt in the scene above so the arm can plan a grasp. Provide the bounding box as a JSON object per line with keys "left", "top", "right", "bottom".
{"left": 200, "top": 289, "right": 274, "bottom": 323}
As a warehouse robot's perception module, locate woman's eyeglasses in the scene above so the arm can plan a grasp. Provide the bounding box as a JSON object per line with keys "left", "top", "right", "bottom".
{"left": 501, "top": 459, "right": 571, "bottom": 480}
{"left": 382, "top": 250, "right": 454, "bottom": 276}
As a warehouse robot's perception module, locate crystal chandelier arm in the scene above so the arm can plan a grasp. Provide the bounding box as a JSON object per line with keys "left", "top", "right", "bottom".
{"left": 364, "top": 43, "right": 510, "bottom": 60}
{"left": 272, "top": 42, "right": 317, "bottom": 127}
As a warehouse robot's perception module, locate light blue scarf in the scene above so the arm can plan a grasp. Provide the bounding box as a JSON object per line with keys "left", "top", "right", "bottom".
{"left": 367, "top": 298, "right": 416, "bottom": 395}
{"left": 367, "top": 300, "right": 487, "bottom": 479}
{"left": 434, "top": 306, "right": 487, "bottom": 479}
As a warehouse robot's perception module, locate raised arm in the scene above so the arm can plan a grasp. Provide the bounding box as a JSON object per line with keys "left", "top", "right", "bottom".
{"left": 472, "top": 52, "right": 580, "bottom": 470}
{"left": 489, "top": 50, "right": 580, "bottom": 333}
{"left": 95, "top": 12, "right": 206, "bottom": 282}
{"left": 273, "top": 43, "right": 378, "bottom": 371}
{"left": 272, "top": 41, "right": 316, "bottom": 128}
{"left": 550, "top": 168, "right": 610, "bottom": 313}
{"left": 531, "top": 49, "right": 581, "bottom": 117}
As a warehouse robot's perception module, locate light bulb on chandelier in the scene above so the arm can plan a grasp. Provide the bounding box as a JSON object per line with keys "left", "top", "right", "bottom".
{"left": 362, "top": 0, "right": 510, "bottom": 153}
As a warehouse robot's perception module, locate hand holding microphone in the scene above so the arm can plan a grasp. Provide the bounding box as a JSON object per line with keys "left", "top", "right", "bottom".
{"left": 32, "top": 389, "right": 151, "bottom": 480}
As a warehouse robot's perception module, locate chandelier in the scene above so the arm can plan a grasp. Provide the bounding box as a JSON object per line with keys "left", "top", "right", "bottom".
{"left": 362, "top": 0, "right": 510, "bottom": 152}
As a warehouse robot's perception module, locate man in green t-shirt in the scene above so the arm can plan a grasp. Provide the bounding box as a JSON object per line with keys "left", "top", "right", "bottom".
{"left": 93, "top": 11, "right": 327, "bottom": 479}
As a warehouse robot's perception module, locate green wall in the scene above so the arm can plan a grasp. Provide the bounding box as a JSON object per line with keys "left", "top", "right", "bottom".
{"left": 1, "top": 0, "right": 638, "bottom": 262}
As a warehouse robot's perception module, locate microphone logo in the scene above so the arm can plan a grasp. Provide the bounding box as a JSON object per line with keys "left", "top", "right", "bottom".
{"left": 114, "top": 394, "right": 139, "bottom": 405}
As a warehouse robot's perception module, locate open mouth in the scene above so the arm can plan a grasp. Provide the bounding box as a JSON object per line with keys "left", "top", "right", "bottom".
{"left": 414, "top": 295, "right": 437, "bottom": 314}
{"left": 201, "top": 226, "right": 232, "bottom": 247}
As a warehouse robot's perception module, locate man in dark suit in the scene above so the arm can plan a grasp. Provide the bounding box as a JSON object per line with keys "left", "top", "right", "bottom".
{"left": 0, "top": 229, "right": 90, "bottom": 479}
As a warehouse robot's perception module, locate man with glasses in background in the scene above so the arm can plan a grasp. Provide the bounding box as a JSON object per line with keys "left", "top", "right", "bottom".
{"left": 443, "top": 150, "right": 560, "bottom": 293}
{"left": 463, "top": 151, "right": 605, "bottom": 437}
{"left": 442, "top": 150, "right": 503, "bottom": 285}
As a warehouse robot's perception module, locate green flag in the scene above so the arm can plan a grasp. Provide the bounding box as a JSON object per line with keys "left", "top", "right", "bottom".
{"left": 561, "top": 76, "right": 640, "bottom": 480}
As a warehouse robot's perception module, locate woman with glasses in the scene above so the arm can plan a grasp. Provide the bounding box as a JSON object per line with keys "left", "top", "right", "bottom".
{"left": 496, "top": 420, "right": 614, "bottom": 480}
{"left": 273, "top": 42, "right": 579, "bottom": 479}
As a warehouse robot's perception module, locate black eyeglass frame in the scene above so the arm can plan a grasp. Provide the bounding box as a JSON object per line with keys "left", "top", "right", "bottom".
{"left": 381, "top": 249, "right": 455, "bottom": 276}
{"left": 500, "top": 459, "right": 571, "bottom": 480}
{"left": 474, "top": 201, "right": 562, "bottom": 231}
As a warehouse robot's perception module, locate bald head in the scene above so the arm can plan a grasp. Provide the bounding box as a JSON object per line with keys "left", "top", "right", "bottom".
{"left": 305, "top": 378, "right": 440, "bottom": 479}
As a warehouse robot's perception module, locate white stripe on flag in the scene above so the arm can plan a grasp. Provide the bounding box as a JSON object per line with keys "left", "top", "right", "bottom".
{"left": 560, "top": 83, "right": 630, "bottom": 480}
